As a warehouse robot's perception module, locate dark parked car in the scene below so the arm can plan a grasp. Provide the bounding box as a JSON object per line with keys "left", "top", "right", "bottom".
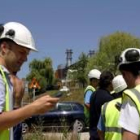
{"left": 22, "top": 101, "right": 86, "bottom": 133}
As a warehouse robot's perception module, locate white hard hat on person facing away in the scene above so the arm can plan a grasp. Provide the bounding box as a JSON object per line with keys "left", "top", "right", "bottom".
{"left": 117, "top": 48, "right": 140, "bottom": 69}
{"left": 0, "top": 22, "right": 37, "bottom": 51}
{"left": 112, "top": 75, "right": 127, "bottom": 93}
{"left": 88, "top": 69, "right": 101, "bottom": 79}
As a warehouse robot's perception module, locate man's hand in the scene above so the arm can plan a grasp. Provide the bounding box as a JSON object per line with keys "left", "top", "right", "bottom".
{"left": 31, "top": 95, "right": 59, "bottom": 115}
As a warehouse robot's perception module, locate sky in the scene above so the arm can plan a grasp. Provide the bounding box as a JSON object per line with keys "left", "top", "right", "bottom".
{"left": 0, "top": 0, "right": 140, "bottom": 78}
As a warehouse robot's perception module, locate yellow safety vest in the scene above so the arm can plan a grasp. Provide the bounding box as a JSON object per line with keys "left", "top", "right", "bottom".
{"left": 101, "top": 98, "right": 122, "bottom": 140}
{"left": 0, "top": 66, "right": 10, "bottom": 140}
{"left": 123, "top": 87, "right": 140, "bottom": 116}
{"left": 123, "top": 86, "right": 140, "bottom": 135}
{"left": 84, "top": 85, "right": 95, "bottom": 125}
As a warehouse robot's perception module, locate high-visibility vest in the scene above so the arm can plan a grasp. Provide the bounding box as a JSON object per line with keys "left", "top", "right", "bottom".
{"left": 0, "top": 66, "right": 11, "bottom": 140}
{"left": 101, "top": 98, "right": 122, "bottom": 140}
{"left": 123, "top": 86, "right": 140, "bottom": 134}
{"left": 84, "top": 85, "right": 95, "bottom": 125}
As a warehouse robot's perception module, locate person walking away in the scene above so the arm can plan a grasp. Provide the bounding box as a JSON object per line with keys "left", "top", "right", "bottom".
{"left": 97, "top": 75, "right": 127, "bottom": 140}
{"left": 117, "top": 48, "right": 140, "bottom": 140}
{"left": 84, "top": 69, "right": 101, "bottom": 126}
{"left": 89, "top": 70, "right": 114, "bottom": 140}
{"left": 0, "top": 22, "right": 59, "bottom": 140}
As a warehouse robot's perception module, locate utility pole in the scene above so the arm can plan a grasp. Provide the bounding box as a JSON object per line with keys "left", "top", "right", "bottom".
{"left": 88, "top": 50, "right": 95, "bottom": 57}
{"left": 66, "top": 49, "right": 73, "bottom": 67}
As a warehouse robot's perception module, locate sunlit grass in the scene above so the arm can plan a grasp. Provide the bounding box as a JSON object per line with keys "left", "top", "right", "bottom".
{"left": 23, "top": 88, "right": 84, "bottom": 104}
{"left": 22, "top": 88, "right": 86, "bottom": 140}
{"left": 23, "top": 125, "right": 81, "bottom": 140}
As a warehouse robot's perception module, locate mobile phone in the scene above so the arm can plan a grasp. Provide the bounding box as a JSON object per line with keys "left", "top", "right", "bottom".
{"left": 53, "top": 92, "right": 63, "bottom": 98}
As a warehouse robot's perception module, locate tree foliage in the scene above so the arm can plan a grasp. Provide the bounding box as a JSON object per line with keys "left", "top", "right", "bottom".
{"left": 70, "top": 52, "right": 88, "bottom": 88}
{"left": 87, "top": 32, "right": 140, "bottom": 75}
{"left": 26, "top": 57, "right": 54, "bottom": 93}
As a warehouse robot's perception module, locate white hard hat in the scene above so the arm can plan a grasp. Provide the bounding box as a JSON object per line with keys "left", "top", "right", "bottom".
{"left": 0, "top": 22, "right": 37, "bottom": 51}
{"left": 112, "top": 75, "right": 127, "bottom": 93}
{"left": 118, "top": 48, "right": 140, "bottom": 69}
{"left": 88, "top": 69, "right": 101, "bottom": 79}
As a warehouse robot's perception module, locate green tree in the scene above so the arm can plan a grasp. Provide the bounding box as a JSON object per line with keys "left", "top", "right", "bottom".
{"left": 70, "top": 52, "right": 88, "bottom": 88}
{"left": 87, "top": 32, "right": 140, "bottom": 75}
{"left": 26, "top": 58, "right": 54, "bottom": 93}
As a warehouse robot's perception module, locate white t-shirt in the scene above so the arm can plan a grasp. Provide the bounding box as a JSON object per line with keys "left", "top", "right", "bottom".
{"left": 119, "top": 95, "right": 140, "bottom": 135}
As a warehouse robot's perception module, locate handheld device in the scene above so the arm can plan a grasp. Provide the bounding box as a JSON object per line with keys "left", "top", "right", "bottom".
{"left": 53, "top": 91, "right": 63, "bottom": 98}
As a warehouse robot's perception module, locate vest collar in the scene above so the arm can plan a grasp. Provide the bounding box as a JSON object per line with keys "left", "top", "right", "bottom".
{"left": 0, "top": 65, "right": 10, "bottom": 75}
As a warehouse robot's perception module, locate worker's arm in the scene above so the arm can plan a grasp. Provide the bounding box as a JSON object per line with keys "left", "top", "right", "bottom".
{"left": 84, "top": 90, "right": 93, "bottom": 109}
{"left": 84, "top": 103, "right": 90, "bottom": 108}
{"left": 0, "top": 95, "right": 59, "bottom": 131}
{"left": 123, "top": 129, "right": 138, "bottom": 140}
{"left": 97, "top": 115, "right": 105, "bottom": 140}
{"left": 97, "top": 129, "right": 104, "bottom": 140}
{"left": 119, "top": 96, "right": 139, "bottom": 140}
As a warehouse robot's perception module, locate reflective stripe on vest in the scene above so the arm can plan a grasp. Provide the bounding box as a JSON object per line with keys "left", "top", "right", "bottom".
{"left": 0, "top": 66, "right": 10, "bottom": 140}
{"left": 102, "top": 98, "right": 122, "bottom": 140}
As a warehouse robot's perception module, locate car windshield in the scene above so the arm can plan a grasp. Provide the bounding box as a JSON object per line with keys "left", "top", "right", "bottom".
{"left": 58, "top": 104, "right": 72, "bottom": 111}
{"left": 48, "top": 102, "right": 84, "bottom": 112}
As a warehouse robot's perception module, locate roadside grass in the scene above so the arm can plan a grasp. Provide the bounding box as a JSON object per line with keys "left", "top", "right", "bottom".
{"left": 22, "top": 88, "right": 85, "bottom": 140}
{"left": 23, "top": 124, "right": 81, "bottom": 140}
{"left": 23, "top": 88, "right": 85, "bottom": 105}
{"left": 23, "top": 132, "right": 80, "bottom": 140}
{"left": 40, "top": 88, "right": 85, "bottom": 105}
{"left": 60, "top": 88, "right": 84, "bottom": 105}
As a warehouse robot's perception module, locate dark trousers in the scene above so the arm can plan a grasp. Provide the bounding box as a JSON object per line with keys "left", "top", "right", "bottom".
{"left": 89, "top": 128, "right": 100, "bottom": 140}
{"left": 13, "top": 123, "right": 23, "bottom": 140}
{"left": 13, "top": 107, "right": 23, "bottom": 140}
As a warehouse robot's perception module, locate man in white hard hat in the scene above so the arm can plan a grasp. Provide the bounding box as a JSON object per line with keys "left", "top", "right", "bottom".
{"left": 117, "top": 48, "right": 140, "bottom": 140}
{"left": 84, "top": 69, "right": 101, "bottom": 126}
{"left": 97, "top": 75, "right": 127, "bottom": 140}
{"left": 0, "top": 22, "right": 59, "bottom": 140}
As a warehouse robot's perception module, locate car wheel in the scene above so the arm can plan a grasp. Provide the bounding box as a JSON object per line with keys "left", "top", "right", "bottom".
{"left": 73, "top": 119, "right": 85, "bottom": 132}
{"left": 22, "top": 122, "right": 29, "bottom": 134}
